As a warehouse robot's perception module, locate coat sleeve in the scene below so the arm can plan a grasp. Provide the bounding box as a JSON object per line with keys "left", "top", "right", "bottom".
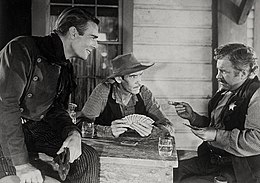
{"left": 81, "top": 83, "right": 110, "bottom": 121}
{"left": 44, "top": 105, "right": 81, "bottom": 140}
{"left": 0, "top": 40, "right": 31, "bottom": 165}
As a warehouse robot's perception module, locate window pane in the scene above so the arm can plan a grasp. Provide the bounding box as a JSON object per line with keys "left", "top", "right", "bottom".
{"left": 97, "top": 8, "right": 118, "bottom": 41}
{"left": 96, "top": 44, "right": 120, "bottom": 76}
{"left": 75, "top": 6, "right": 95, "bottom": 15}
{"left": 50, "top": 5, "right": 70, "bottom": 15}
{"left": 74, "top": 0, "right": 95, "bottom": 4}
{"left": 97, "top": 0, "right": 118, "bottom": 5}
{"left": 98, "top": 17, "right": 118, "bottom": 41}
{"left": 51, "top": 0, "right": 72, "bottom": 3}
{"left": 97, "top": 7, "right": 117, "bottom": 17}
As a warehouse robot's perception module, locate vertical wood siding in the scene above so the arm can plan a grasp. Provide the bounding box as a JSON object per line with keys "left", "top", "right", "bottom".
{"left": 133, "top": 0, "right": 212, "bottom": 150}
{"left": 247, "top": 7, "right": 254, "bottom": 47}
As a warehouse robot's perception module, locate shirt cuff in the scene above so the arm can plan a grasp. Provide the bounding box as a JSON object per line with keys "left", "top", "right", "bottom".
{"left": 11, "top": 152, "right": 29, "bottom": 166}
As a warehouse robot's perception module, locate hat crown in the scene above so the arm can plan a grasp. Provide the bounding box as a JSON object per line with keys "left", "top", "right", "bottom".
{"left": 112, "top": 53, "right": 140, "bottom": 73}
{"left": 107, "top": 53, "right": 154, "bottom": 79}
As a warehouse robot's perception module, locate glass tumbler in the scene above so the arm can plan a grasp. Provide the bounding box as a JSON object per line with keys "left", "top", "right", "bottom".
{"left": 158, "top": 136, "right": 174, "bottom": 158}
{"left": 81, "top": 121, "right": 95, "bottom": 138}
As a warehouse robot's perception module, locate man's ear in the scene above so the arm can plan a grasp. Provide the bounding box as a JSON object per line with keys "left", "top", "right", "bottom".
{"left": 68, "top": 26, "right": 78, "bottom": 39}
{"left": 241, "top": 69, "right": 249, "bottom": 79}
{"left": 114, "top": 76, "right": 123, "bottom": 83}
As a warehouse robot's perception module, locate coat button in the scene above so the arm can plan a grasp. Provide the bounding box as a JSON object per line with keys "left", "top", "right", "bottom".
{"left": 33, "top": 76, "right": 39, "bottom": 81}
{"left": 27, "top": 93, "right": 33, "bottom": 98}
{"left": 37, "top": 58, "right": 42, "bottom": 63}
{"left": 40, "top": 115, "right": 44, "bottom": 119}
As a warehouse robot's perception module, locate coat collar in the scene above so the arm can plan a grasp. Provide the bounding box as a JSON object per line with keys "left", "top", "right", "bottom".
{"left": 35, "top": 32, "right": 68, "bottom": 66}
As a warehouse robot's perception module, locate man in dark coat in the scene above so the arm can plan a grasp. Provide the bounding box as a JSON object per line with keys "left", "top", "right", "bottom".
{"left": 0, "top": 7, "right": 100, "bottom": 183}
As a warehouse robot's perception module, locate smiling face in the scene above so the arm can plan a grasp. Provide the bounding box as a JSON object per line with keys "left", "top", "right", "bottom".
{"left": 70, "top": 21, "right": 98, "bottom": 60}
{"left": 120, "top": 70, "right": 144, "bottom": 94}
{"left": 216, "top": 56, "right": 249, "bottom": 91}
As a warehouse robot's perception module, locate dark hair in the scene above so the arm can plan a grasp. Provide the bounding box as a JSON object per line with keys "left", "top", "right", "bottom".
{"left": 214, "top": 43, "right": 258, "bottom": 74}
{"left": 54, "top": 7, "right": 99, "bottom": 36}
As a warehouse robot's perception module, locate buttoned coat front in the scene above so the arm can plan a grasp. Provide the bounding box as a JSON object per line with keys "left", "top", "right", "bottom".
{"left": 0, "top": 34, "right": 78, "bottom": 165}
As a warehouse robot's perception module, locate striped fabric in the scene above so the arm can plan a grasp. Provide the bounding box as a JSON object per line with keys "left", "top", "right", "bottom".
{"left": 23, "top": 120, "right": 100, "bottom": 183}
{"left": 0, "top": 146, "right": 16, "bottom": 179}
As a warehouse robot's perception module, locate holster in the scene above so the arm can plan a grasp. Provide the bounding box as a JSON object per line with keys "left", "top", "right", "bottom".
{"left": 198, "top": 142, "right": 232, "bottom": 166}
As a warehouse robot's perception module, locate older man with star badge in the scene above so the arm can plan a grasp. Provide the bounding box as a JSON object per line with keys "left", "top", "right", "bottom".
{"left": 170, "top": 43, "right": 260, "bottom": 183}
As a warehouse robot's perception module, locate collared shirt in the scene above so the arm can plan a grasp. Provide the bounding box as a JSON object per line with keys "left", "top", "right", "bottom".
{"left": 210, "top": 91, "right": 233, "bottom": 129}
{"left": 81, "top": 81, "right": 174, "bottom": 134}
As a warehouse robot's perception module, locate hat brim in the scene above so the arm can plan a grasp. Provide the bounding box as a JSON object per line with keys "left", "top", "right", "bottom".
{"left": 107, "top": 63, "right": 154, "bottom": 79}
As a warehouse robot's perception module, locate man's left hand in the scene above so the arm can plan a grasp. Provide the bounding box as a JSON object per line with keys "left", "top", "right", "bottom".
{"left": 57, "top": 131, "right": 82, "bottom": 163}
{"left": 191, "top": 127, "right": 217, "bottom": 141}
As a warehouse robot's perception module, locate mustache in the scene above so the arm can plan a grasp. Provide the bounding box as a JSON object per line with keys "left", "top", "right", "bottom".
{"left": 218, "top": 79, "right": 228, "bottom": 84}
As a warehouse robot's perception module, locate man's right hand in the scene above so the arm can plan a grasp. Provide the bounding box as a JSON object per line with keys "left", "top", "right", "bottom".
{"left": 169, "top": 101, "right": 194, "bottom": 121}
{"left": 111, "top": 119, "right": 130, "bottom": 138}
{"left": 15, "top": 163, "right": 43, "bottom": 183}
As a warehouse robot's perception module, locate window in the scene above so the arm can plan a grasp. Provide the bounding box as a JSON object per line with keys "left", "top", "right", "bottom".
{"left": 32, "top": 0, "right": 133, "bottom": 109}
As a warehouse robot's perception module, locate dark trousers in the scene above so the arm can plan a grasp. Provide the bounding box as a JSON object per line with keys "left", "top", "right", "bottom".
{"left": 22, "top": 120, "right": 100, "bottom": 183}
{"left": 173, "top": 156, "right": 236, "bottom": 183}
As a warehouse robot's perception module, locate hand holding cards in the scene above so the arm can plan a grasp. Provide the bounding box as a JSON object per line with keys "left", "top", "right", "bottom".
{"left": 122, "top": 114, "right": 155, "bottom": 137}
{"left": 111, "top": 114, "right": 155, "bottom": 137}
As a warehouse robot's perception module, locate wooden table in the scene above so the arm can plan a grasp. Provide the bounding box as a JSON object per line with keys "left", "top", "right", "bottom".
{"left": 82, "top": 135, "right": 178, "bottom": 183}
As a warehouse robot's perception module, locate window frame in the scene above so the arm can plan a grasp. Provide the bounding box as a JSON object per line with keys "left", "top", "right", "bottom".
{"left": 31, "top": 0, "right": 133, "bottom": 53}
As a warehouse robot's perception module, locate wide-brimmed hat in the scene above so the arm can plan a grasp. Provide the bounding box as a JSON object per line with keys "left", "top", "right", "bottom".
{"left": 107, "top": 53, "right": 154, "bottom": 79}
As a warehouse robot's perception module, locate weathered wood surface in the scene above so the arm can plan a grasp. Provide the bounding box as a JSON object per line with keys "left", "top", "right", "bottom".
{"left": 82, "top": 136, "right": 178, "bottom": 183}
{"left": 133, "top": 0, "right": 213, "bottom": 151}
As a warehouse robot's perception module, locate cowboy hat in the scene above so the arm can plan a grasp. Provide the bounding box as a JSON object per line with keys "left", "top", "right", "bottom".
{"left": 107, "top": 53, "right": 154, "bottom": 79}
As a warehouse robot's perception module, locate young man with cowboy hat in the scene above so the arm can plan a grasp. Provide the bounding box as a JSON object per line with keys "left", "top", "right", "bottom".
{"left": 79, "top": 53, "right": 174, "bottom": 138}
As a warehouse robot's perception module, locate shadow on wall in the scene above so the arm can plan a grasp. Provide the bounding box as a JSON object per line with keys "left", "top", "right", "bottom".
{"left": 0, "top": 0, "right": 31, "bottom": 50}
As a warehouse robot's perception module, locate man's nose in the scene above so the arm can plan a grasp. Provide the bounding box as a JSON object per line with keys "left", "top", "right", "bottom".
{"left": 136, "top": 79, "right": 142, "bottom": 87}
{"left": 92, "top": 40, "right": 98, "bottom": 49}
{"left": 137, "top": 75, "right": 142, "bottom": 83}
{"left": 216, "top": 71, "right": 221, "bottom": 79}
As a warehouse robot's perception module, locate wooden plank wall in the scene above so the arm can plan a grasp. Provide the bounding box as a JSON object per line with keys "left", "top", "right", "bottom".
{"left": 132, "top": 0, "right": 212, "bottom": 150}
{"left": 247, "top": 7, "right": 260, "bottom": 79}
{"left": 247, "top": 7, "right": 254, "bottom": 47}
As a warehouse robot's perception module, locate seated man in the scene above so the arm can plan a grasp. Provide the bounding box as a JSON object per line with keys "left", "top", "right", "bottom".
{"left": 170, "top": 43, "right": 260, "bottom": 183}
{"left": 79, "top": 53, "right": 174, "bottom": 138}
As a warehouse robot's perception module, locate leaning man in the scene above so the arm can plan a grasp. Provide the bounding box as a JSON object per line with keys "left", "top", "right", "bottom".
{"left": 0, "top": 7, "right": 100, "bottom": 183}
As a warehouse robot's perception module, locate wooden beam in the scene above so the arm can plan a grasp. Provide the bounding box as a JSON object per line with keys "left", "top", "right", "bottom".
{"left": 238, "top": 0, "right": 256, "bottom": 24}
{"left": 253, "top": 0, "right": 260, "bottom": 65}
{"left": 218, "top": 0, "right": 255, "bottom": 25}
{"left": 122, "top": 0, "right": 133, "bottom": 53}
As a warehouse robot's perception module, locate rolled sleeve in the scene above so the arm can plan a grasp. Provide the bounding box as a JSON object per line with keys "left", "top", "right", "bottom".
{"left": 81, "top": 83, "right": 110, "bottom": 119}
{"left": 140, "top": 86, "right": 174, "bottom": 134}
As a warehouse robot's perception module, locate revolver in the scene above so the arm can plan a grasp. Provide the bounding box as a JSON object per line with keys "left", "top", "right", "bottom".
{"left": 53, "top": 147, "right": 70, "bottom": 181}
